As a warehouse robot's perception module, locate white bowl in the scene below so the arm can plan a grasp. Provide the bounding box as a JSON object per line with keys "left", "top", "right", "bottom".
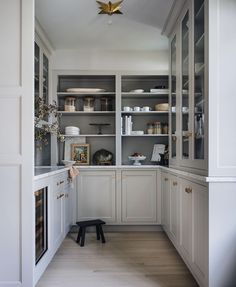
{"left": 62, "top": 160, "right": 76, "bottom": 166}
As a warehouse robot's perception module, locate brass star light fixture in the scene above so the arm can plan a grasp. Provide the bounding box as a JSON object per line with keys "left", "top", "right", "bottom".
{"left": 96, "top": 0, "right": 123, "bottom": 16}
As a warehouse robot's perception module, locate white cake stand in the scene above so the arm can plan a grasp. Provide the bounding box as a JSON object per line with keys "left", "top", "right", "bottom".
{"left": 128, "top": 156, "right": 146, "bottom": 166}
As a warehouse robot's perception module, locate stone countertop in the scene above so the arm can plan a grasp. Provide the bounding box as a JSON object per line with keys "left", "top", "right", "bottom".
{"left": 34, "top": 166, "right": 70, "bottom": 180}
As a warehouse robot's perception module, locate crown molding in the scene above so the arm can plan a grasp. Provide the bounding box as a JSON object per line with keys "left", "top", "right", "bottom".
{"left": 162, "top": 0, "right": 186, "bottom": 36}
{"left": 35, "top": 18, "right": 54, "bottom": 54}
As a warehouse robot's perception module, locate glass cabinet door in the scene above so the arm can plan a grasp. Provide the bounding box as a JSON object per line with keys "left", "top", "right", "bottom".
{"left": 43, "top": 54, "right": 49, "bottom": 105}
{"left": 34, "top": 43, "right": 40, "bottom": 117}
{"left": 170, "top": 36, "right": 177, "bottom": 159}
{"left": 194, "top": 0, "right": 205, "bottom": 159}
{"left": 181, "top": 11, "right": 190, "bottom": 159}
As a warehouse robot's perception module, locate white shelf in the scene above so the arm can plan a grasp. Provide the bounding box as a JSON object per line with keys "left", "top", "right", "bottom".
{"left": 58, "top": 111, "right": 115, "bottom": 116}
{"left": 63, "top": 134, "right": 116, "bottom": 137}
{"left": 121, "top": 111, "right": 168, "bottom": 115}
{"left": 122, "top": 134, "right": 168, "bottom": 137}
{"left": 57, "top": 92, "right": 116, "bottom": 97}
{"left": 121, "top": 92, "right": 169, "bottom": 98}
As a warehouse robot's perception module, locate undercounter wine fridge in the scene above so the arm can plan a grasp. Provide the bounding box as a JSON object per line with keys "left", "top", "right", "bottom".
{"left": 35, "top": 187, "right": 48, "bottom": 264}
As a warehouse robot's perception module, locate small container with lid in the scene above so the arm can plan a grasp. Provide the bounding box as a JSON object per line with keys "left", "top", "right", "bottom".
{"left": 162, "top": 123, "right": 168, "bottom": 134}
{"left": 100, "top": 96, "right": 112, "bottom": 111}
{"left": 147, "top": 122, "right": 154, "bottom": 134}
{"left": 83, "top": 96, "right": 95, "bottom": 112}
{"left": 64, "top": 97, "right": 76, "bottom": 112}
{"left": 153, "top": 122, "right": 161, "bottom": 134}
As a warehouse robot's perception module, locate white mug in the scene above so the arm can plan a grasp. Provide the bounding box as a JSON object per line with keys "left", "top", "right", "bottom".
{"left": 142, "top": 106, "right": 151, "bottom": 112}
{"left": 133, "top": 106, "right": 141, "bottom": 112}
{"left": 123, "top": 106, "right": 132, "bottom": 112}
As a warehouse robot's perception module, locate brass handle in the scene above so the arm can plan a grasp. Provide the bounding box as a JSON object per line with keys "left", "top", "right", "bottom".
{"left": 184, "top": 132, "right": 192, "bottom": 138}
{"left": 164, "top": 178, "right": 168, "bottom": 181}
{"left": 173, "top": 182, "right": 178, "bottom": 186}
{"left": 60, "top": 180, "right": 64, "bottom": 185}
{"left": 172, "top": 135, "right": 177, "bottom": 142}
{"left": 57, "top": 193, "right": 65, "bottom": 199}
{"left": 185, "top": 187, "right": 192, "bottom": 194}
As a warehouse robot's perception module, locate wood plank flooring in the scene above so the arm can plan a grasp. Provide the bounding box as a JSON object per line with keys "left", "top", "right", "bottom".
{"left": 36, "top": 232, "right": 198, "bottom": 287}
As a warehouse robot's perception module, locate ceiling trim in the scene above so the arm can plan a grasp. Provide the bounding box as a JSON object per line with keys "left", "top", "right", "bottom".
{"left": 35, "top": 18, "right": 54, "bottom": 53}
{"left": 162, "top": 0, "right": 186, "bottom": 36}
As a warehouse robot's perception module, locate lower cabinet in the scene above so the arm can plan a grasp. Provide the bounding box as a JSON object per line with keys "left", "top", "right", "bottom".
{"left": 180, "top": 178, "right": 193, "bottom": 262}
{"left": 77, "top": 171, "right": 116, "bottom": 223}
{"left": 161, "top": 172, "right": 170, "bottom": 231}
{"left": 169, "top": 175, "right": 179, "bottom": 243}
{"left": 121, "top": 170, "right": 157, "bottom": 223}
{"left": 161, "top": 171, "right": 208, "bottom": 287}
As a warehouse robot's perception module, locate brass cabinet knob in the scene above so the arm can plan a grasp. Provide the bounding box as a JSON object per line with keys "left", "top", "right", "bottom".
{"left": 185, "top": 187, "right": 192, "bottom": 193}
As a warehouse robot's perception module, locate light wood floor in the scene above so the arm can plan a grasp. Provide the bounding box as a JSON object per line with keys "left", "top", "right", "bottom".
{"left": 37, "top": 232, "right": 198, "bottom": 287}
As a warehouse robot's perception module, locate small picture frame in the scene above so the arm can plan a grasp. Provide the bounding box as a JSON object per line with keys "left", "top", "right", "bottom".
{"left": 71, "top": 144, "right": 90, "bottom": 165}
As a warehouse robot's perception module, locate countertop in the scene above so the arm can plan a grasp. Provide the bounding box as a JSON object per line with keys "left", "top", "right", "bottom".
{"left": 34, "top": 166, "right": 70, "bottom": 180}
{"left": 34, "top": 165, "right": 209, "bottom": 183}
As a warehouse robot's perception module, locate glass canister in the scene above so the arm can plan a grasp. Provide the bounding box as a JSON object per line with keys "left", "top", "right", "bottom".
{"left": 162, "top": 123, "right": 168, "bottom": 134}
{"left": 147, "top": 122, "right": 154, "bottom": 134}
{"left": 100, "top": 96, "right": 112, "bottom": 111}
{"left": 153, "top": 122, "right": 162, "bottom": 134}
{"left": 64, "top": 96, "right": 76, "bottom": 112}
{"left": 83, "top": 96, "right": 95, "bottom": 112}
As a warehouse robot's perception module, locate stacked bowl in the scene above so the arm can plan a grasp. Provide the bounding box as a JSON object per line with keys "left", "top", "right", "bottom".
{"left": 65, "top": 126, "right": 80, "bottom": 136}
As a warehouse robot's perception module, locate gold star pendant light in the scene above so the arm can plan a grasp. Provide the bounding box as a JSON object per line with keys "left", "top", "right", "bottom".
{"left": 96, "top": 0, "right": 123, "bottom": 16}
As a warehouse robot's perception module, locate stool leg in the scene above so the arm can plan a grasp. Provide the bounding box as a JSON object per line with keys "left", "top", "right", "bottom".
{"left": 80, "top": 227, "right": 86, "bottom": 247}
{"left": 99, "top": 225, "right": 106, "bottom": 243}
{"left": 76, "top": 227, "right": 82, "bottom": 244}
{"left": 96, "top": 225, "right": 100, "bottom": 240}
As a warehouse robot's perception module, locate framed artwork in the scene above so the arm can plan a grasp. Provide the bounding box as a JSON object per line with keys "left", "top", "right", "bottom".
{"left": 71, "top": 144, "right": 90, "bottom": 165}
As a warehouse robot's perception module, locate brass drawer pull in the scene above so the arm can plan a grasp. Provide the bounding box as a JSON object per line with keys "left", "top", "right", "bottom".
{"left": 60, "top": 180, "right": 64, "bottom": 185}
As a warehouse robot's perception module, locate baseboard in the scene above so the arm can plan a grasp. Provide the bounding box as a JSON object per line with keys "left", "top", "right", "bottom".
{"left": 70, "top": 224, "right": 163, "bottom": 233}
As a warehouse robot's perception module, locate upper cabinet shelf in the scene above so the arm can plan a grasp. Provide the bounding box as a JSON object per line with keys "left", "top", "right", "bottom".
{"left": 57, "top": 92, "right": 116, "bottom": 97}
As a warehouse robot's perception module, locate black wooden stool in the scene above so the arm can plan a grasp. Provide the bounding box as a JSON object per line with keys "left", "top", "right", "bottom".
{"left": 76, "top": 219, "right": 106, "bottom": 247}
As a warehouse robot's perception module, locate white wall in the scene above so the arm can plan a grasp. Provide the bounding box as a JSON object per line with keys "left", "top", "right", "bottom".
{"left": 51, "top": 49, "right": 169, "bottom": 72}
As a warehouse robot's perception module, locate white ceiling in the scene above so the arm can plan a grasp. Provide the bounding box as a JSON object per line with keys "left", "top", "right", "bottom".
{"left": 35, "top": 0, "right": 174, "bottom": 51}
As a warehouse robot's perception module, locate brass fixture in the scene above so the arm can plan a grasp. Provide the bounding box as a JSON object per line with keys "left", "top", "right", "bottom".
{"left": 96, "top": 0, "right": 123, "bottom": 15}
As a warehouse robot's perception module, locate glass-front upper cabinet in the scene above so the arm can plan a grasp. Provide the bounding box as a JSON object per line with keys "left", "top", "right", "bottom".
{"left": 181, "top": 11, "right": 190, "bottom": 160}
{"left": 43, "top": 54, "right": 49, "bottom": 105}
{"left": 35, "top": 42, "right": 40, "bottom": 117}
{"left": 194, "top": 0, "right": 205, "bottom": 160}
{"left": 170, "top": 35, "right": 177, "bottom": 159}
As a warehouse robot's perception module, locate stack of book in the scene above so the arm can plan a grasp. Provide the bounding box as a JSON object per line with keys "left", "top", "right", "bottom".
{"left": 121, "top": 115, "right": 133, "bottom": 135}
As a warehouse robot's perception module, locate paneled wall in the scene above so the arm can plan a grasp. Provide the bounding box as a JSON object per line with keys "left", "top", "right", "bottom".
{"left": 0, "top": 0, "right": 34, "bottom": 286}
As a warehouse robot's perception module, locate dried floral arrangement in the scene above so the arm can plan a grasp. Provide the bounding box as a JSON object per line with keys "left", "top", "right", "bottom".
{"left": 35, "top": 97, "right": 64, "bottom": 148}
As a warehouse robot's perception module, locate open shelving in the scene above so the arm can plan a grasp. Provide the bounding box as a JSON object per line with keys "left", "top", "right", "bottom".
{"left": 55, "top": 73, "right": 169, "bottom": 166}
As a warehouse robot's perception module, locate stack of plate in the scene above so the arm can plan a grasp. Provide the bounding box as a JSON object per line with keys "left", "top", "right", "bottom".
{"left": 65, "top": 126, "right": 80, "bottom": 136}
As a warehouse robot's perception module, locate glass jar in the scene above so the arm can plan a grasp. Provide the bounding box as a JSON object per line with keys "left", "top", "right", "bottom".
{"left": 100, "top": 96, "right": 112, "bottom": 111}
{"left": 147, "top": 123, "right": 154, "bottom": 134}
{"left": 64, "top": 96, "right": 76, "bottom": 112}
{"left": 153, "top": 122, "right": 161, "bottom": 134}
{"left": 83, "top": 96, "right": 95, "bottom": 112}
{"left": 162, "top": 123, "right": 168, "bottom": 134}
